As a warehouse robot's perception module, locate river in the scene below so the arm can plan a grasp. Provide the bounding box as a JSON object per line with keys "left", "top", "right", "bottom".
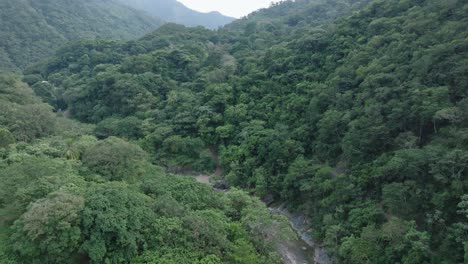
{"left": 194, "top": 175, "right": 333, "bottom": 264}
{"left": 269, "top": 204, "right": 333, "bottom": 264}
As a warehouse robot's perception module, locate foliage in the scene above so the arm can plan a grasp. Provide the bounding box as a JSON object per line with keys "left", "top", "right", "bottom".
{"left": 80, "top": 182, "right": 154, "bottom": 263}
{"left": 0, "top": 75, "right": 57, "bottom": 141}
{"left": 81, "top": 137, "right": 151, "bottom": 181}
{"left": 11, "top": 191, "right": 84, "bottom": 263}
{"left": 0, "top": 0, "right": 162, "bottom": 71}
{"left": 2, "top": 0, "right": 468, "bottom": 263}
{"left": 0, "top": 128, "right": 15, "bottom": 148}
{"left": 0, "top": 138, "right": 285, "bottom": 263}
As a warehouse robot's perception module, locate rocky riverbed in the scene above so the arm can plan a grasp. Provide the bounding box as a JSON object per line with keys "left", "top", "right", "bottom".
{"left": 194, "top": 175, "right": 332, "bottom": 264}
{"left": 269, "top": 204, "right": 333, "bottom": 264}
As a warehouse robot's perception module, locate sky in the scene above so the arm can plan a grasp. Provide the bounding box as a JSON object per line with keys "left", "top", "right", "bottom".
{"left": 177, "top": 0, "right": 282, "bottom": 18}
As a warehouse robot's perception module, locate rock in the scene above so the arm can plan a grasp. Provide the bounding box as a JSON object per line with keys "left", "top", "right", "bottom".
{"left": 263, "top": 194, "right": 275, "bottom": 205}
{"left": 213, "top": 180, "right": 229, "bottom": 190}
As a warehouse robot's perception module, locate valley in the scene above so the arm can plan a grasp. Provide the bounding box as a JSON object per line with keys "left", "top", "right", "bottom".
{"left": 0, "top": 0, "right": 467, "bottom": 263}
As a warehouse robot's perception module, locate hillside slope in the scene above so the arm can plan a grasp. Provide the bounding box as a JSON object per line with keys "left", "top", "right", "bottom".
{"left": 0, "top": 0, "right": 162, "bottom": 71}
{"left": 116, "top": 0, "right": 235, "bottom": 29}
{"left": 0, "top": 75, "right": 291, "bottom": 263}
{"left": 21, "top": 0, "right": 468, "bottom": 263}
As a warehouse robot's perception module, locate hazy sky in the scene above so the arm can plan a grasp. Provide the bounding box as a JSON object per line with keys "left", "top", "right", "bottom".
{"left": 177, "top": 0, "right": 281, "bottom": 18}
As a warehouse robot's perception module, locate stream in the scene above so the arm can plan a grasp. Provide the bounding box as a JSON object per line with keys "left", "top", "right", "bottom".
{"left": 269, "top": 204, "right": 333, "bottom": 264}
{"left": 194, "top": 175, "right": 333, "bottom": 264}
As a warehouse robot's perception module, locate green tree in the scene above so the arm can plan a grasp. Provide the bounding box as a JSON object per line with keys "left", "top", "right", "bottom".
{"left": 82, "top": 137, "right": 149, "bottom": 182}
{"left": 11, "top": 192, "right": 84, "bottom": 263}
{"left": 80, "top": 182, "right": 154, "bottom": 263}
{"left": 0, "top": 128, "right": 15, "bottom": 148}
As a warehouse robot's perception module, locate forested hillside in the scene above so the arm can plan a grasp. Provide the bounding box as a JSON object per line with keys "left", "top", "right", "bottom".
{"left": 0, "top": 0, "right": 162, "bottom": 72}
{"left": 0, "top": 74, "right": 294, "bottom": 263}
{"left": 116, "top": 0, "right": 235, "bottom": 29}
{"left": 1, "top": 0, "right": 467, "bottom": 263}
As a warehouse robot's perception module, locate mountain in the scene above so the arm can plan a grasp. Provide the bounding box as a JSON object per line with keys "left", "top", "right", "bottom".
{"left": 0, "top": 74, "right": 289, "bottom": 264}
{"left": 25, "top": 0, "right": 468, "bottom": 262}
{"left": 2, "top": 0, "right": 468, "bottom": 263}
{"left": 0, "top": 0, "right": 163, "bottom": 71}
{"left": 116, "top": 0, "right": 235, "bottom": 29}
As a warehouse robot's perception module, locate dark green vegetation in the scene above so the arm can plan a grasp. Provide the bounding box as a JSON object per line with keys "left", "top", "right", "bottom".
{"left": 0, "top": 75, "right": 291, "bottom": 263}
{"left": 0, "top": 0, "right": 163, "bottom": 72}
{"left": 116, "top": 0, "right": 235, "bottom": 29}
{"left": 2, "top": 0, "right": 468, "bottom": 263}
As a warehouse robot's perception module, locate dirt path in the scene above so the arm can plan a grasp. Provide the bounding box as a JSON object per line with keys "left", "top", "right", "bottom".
{"left": 195, "top": 175, "right": 211, "bottom": 184}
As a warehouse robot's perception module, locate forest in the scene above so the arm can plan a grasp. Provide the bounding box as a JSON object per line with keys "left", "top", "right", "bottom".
{"left": 0, "top": 74, "right": 293, "bottom": 263}
{"left": 0, "top": 0, "right": 467, "bottom": 263}
{"left": 0, "top": 0, "right": 162, "bottom": 72}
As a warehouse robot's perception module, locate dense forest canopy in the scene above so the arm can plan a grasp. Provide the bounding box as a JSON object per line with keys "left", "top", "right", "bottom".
{"left": 0, "top": 0, "right": 163, "bottom": 72}
{"left": 0, "top": 75, "right": 292, "bottom": 263}
{"left": 0, "top": 0, "right": 467, "bottom": 263}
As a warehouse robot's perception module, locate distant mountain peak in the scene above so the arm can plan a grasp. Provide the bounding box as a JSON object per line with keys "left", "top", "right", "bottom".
{"left": 116, "top": 0, "right": 236, "bottom": 29}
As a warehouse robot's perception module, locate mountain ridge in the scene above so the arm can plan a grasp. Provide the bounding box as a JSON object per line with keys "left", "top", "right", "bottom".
{"left": 0, "top": 0, "right": 467, "bottom": 263}
{"left": 22, "top": 0, "right": 468, "bottom": 263}
{"left": 0, "top": 0, "right": 163, "bottom": 72}
{"left": 115, "top": 0, "right": 236, "bottom": 29}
